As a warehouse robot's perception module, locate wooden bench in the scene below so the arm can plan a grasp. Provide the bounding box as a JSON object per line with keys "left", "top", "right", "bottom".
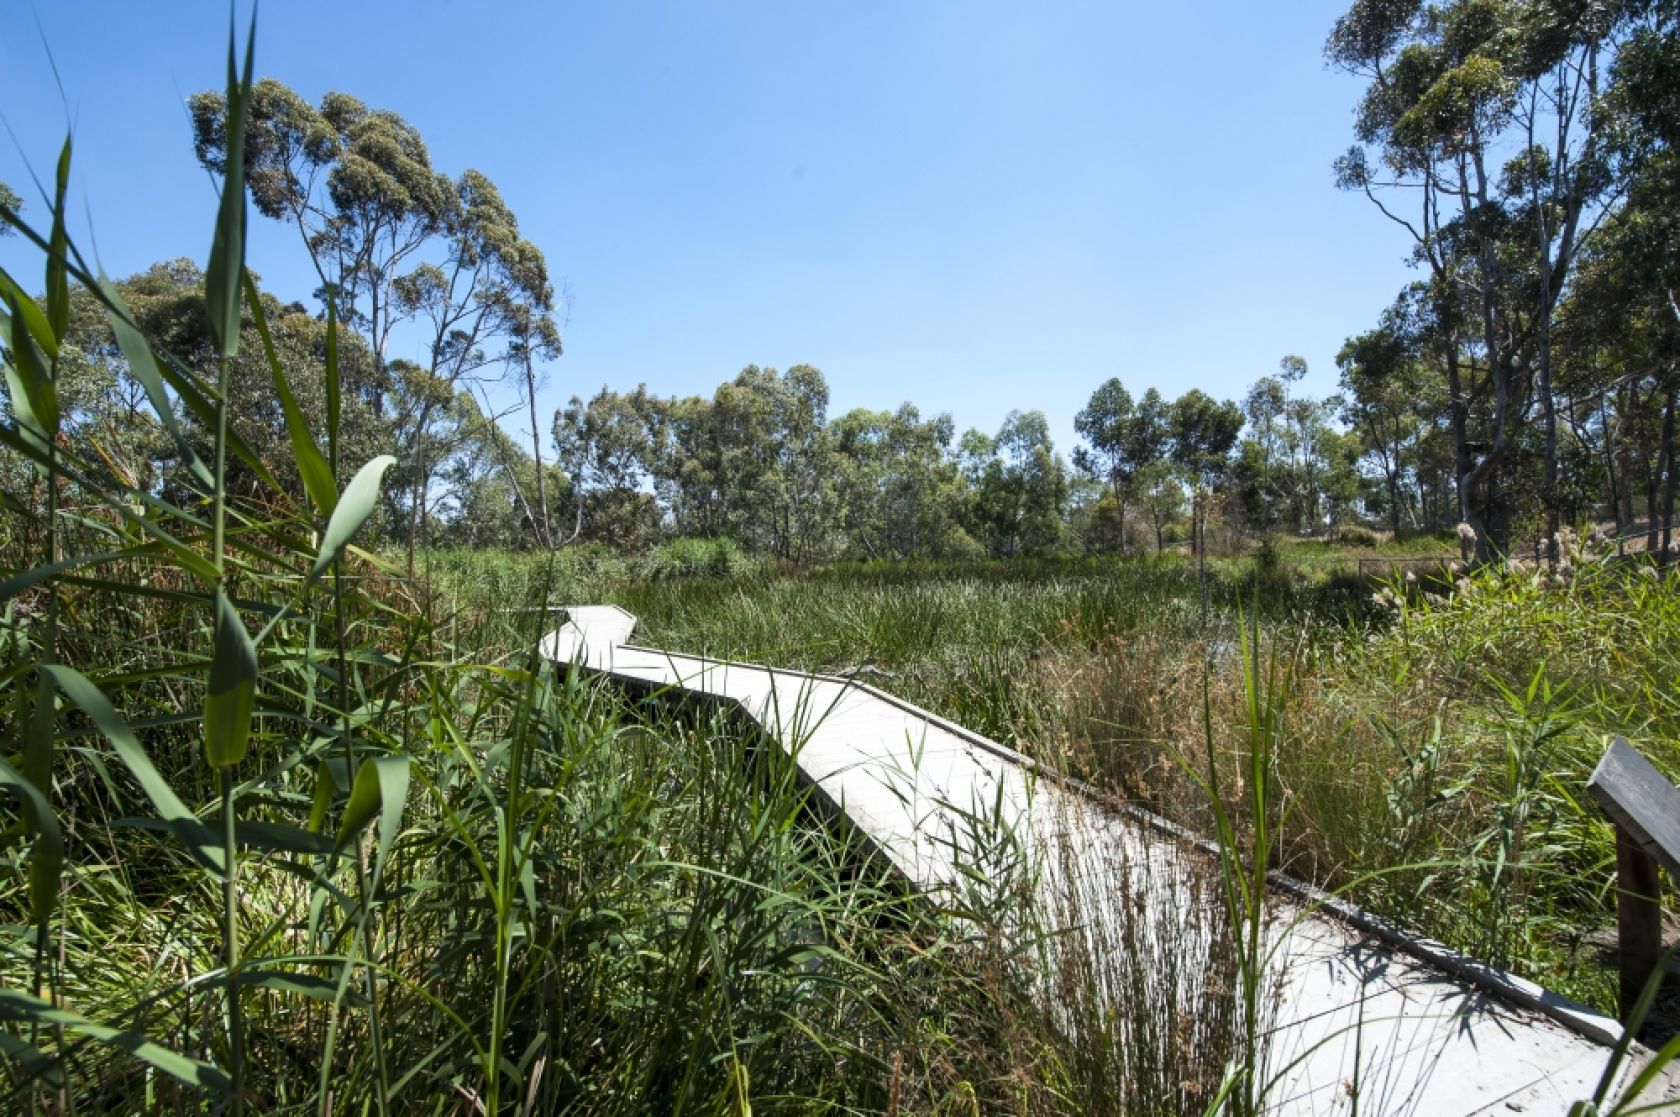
{"left": 1587, "top": 737, "right": 1680, "bottom": 1019}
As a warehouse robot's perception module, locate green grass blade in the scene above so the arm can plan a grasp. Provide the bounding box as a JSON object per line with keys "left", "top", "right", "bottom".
{"left": 0, "top": 1029, "right": 61, "bottom": 1085}
{"left": 42, "top": 664, "right": 226, "bottom": 874}
{"left": 0, "top": 987, "right": 231, "bottom": 1095}
{"left": 1, "top": 290, "right": 59, "bottom": 451}
{"left": 203, "top": 14, "right": 254, "bottom": 361}
{"left": 230, "top": 970, "right": 370, "bottom": 1009}
{"left": 325, "top": 292, "right": 340, "bottom": 468}
{"left": 313, "top": 455, "right": 397, "bottom": 578}
{"left": 21, "top": 672, "right": 54, "bottom": 793}
{"left": 1609, "top": 1030, "right": 1680, "bottom": 1115}
{"left": 0, "top": 550, "right": 129, "bottom": 604}
{"left": 205, "top": 588, "right": 258, "bottom": 768}
{"left": 336, "top": 756, "right": 409, "bottom": 861}
{"left": 45, "top": 137, "right": 70, "bottom": 341}
{"left": 0, "top": 268, "right": 58, "bottom": 358}
{"left": 243, "top": 269, "right": 336, "bottom": 518}
{"left": 0, "top": 754, "right": 63, "bottom": 927}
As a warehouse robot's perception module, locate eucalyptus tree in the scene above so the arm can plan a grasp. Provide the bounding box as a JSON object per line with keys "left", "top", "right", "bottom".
{"left": 191, "top": 82, "right": 448, "bottom": 398}
{"left": 1558, "top": 191, "right": 1678, "bottom": 553}
{"left": 44, "top": 260, "right": 387, "bottom": 514}
{"left": 1135, "top": 459, "right": 1187, "bottom": 554}
{"left": 1072, "top": 379, "right": 1171, "bottom": 552}
{"left": 960, "top": 411, "right": 1068, "bottom": 557}
{"left": 829, "top": 403, "right": 966, "bottom": 559}
{"left": 507, "top": 303, "right": 565, "bottom": 545}
{"left": 1238, "top": 367, "right": 1291, "bottom": 533}
{"left": 648, "top": 392, "right": 725, "bottom": 538}
{"left": 1338, "top": 320, "right": 1444, "bottom": 536}
{"left": 191, "top": 82, "right": 562, "bottom": 569}
{"left": 390, "top": 170, "right": 558, "bottom": 569}
{"left": 1327, "top": 0, "right": 1637, "bottom": 558}
{"left": 441, "top": 389, "right": 570, "bottom": 548}
{"left": 761, "top": 364, "right": 836, "bottom": 564}
{"left": 1281, "top": 373, "right": 1347, "bottom": 532}
{"left": 1596, "top": 8, "right": 1680, "bottom": 554}
{"left": 1169, "top": 389, "right": 1242, "bottom": 556}
{"left": 553, "top": 385, "right": 661, "bottom": 548}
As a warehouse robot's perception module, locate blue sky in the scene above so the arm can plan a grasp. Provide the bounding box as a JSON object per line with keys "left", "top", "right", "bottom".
{"left": 1, "top": 1, "right": 1418, "bottom": 458}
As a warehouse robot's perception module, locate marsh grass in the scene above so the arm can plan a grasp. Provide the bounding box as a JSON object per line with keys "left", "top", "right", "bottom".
{"left": 436, "top": 531, "right": 1680, "bottom": 1019}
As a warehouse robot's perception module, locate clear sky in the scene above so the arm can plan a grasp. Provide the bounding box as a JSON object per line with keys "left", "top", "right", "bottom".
{"left": 1, "top": 0, "right": 1420, "bottom": 458}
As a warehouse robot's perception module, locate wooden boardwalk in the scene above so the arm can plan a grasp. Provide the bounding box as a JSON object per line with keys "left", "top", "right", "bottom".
{"left": 543, "top": 606, "right": 1667, "bottom": 1115}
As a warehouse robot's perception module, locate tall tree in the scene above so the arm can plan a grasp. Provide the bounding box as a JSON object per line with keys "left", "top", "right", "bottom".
{"left": 391, "top": 170, "right": 558, "bottom": 570}
{"left": 1327, "top": 0, "right": 1634, "bottom": 559}
{"left": 1170, "top": 390, "right": 1243, "bottom": 556}
{"left": 191, "top": 82, "right": 561, "bottom": 570}
{"left": 830, "top": 403, "right": 968, "bottom": 559}
{"left": 1338, "top": 321, "right": 1443, "bottom": 536}
{"left": 1073, "top": 379, "right": 1171, "bottom": 552}
{"left": 961, "top": 411, "right": 1068, "bottom": 557}
{"left": 553, "top": 385, "right": 660, "bottom": 548}
{"left": 191, "top": 82, "right": 452, "bottom": 394}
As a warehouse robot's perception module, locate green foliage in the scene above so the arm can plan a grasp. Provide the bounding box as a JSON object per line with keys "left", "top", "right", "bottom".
{"left": 0, "top": 180, "right": 21, "bottom": 232}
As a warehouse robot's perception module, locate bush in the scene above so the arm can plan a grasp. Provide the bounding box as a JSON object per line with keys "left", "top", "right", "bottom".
{"left": 638, "top": 536, "right": 763, "bottom": 580}
{"left": 1328, "top": 524, "right": 1381, "bottom": 548}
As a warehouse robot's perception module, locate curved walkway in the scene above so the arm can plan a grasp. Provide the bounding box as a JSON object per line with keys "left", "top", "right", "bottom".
{"left": 544, "top": 605, "right": 1666, "bottom": 1116}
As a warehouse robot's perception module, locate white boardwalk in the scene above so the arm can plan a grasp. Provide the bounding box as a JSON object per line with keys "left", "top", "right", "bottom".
{"left": 543, "top": 606, "right": 1667, "bottom": 1116}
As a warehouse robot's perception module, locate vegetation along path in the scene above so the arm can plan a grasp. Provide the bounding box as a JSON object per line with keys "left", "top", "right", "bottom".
{"left": 545, "top": 606, "right": 1672, "bottom": 1116}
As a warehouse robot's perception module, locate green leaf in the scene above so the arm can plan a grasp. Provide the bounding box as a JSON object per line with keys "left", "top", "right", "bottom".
{"left": 204, "top": 15, "right": 255, "bottom": 360}
{"left": 314, "top": 455, "right": 397, "bottom": 578}
{"left": 0, "top": 987, "right": 231, "bottom": 1094}
{"left": 99, "top": 275, "right": 214, "bottom": 488}
{"left": 46, "top": 137, "right": 71, "bottom": 342}
{"left": 22, "top": 672, "right": 54, "bottom": 794}
{"left": 204, "top": 589, "right": 257, "bottom": 768}
{"left": 335, "top": 757, "right": 409, "bottom": 872}
{"left": 243, "top": 270, "right": 335, "bottom": 518}
{"left": 138, "top": 342, "right": 282, "bottom": 493}
{"left": 236, "top": 819, "right": 334, "bottom": 856}
{"left": 2, "top": 290, "right": 59, "bottom": 450}
{"left": 0, "top": 550, "right": 127, "bottom": 604}
{"left": 230, "top": 969, "right": 370, "bottom": 1009}
{"left": 0, "top": 754, "right": 63, "bottom": 928}
{"left": 307, "top": 759, "right": 338, "bottom": 835}
{"left": 42, "top": 665, "right": 225, "bottom": 875}
{"left": 0, "top": 268, "right": 58, "bottom": 359}
{"left": 0, "top": 1028, "right": 60, "bottom": 1084}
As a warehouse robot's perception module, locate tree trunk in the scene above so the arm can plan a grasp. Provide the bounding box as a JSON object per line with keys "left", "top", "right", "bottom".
{"left": 1445, "top": 345, "right": 1479, "bottom": 552}
{"left": 405, "top": 399, "right": 437, "bottom": 578}
{"left": 525, "top": 350, "right": 551, "bottom": 548}
{"left": 406, "top": 446, "right": 424, "bottom": 578}
{"left": 1646, "top": 464, "right": 1661, "bottom": 556}
{"left": 1600, "top": 393, "right": 1624, "bottom": 534}
{"left": 1661, "top": 381, "right": 1677, "bottom": 565}
{"left": 1388, "top": 468, "right": 1403, "bottom": 540}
